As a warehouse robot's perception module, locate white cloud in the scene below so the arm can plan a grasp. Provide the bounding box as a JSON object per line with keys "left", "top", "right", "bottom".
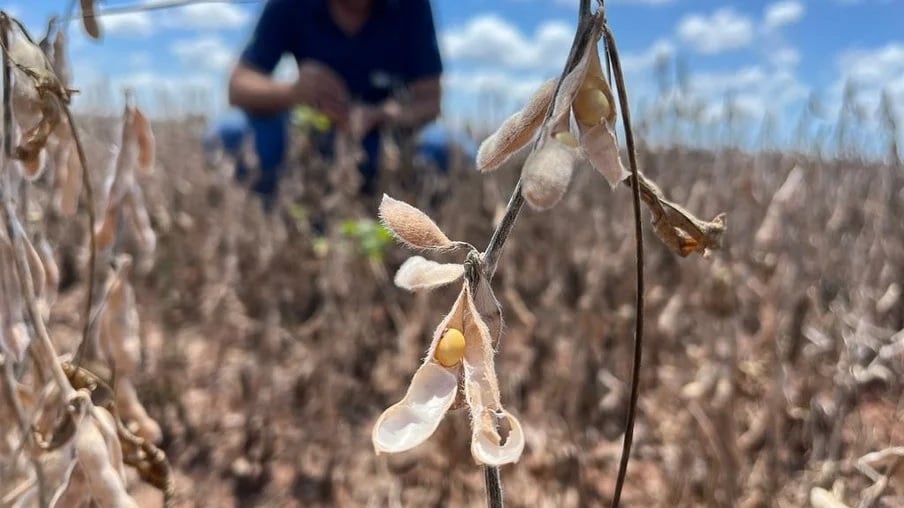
{"left": 70, "top": 70, "right": 222, "bottom": 118}
{"left": 441, "top": 15, "right": 572, "bottom": 70}
{"left": 763, "top": 1, "right": 804, "bottom": 31}
{"left": 768, "top": 47, "right": 801, "bottom": 68}
{"left": 162, "top": 2, "right": 250, "bottom": 29}
{"left": 691, "top": 66, "right": 767, "bottom": 96}
{"left": 129, "top": 51, "right": 152, "bottom": 69}
{"left": 835, "top": 44, "right": 904, "bottom": 116}
{"left": 839, "top": 43, "right": 904, "bottom": 85}
{"left": 444, "top": 71, "right": 546, "bottom": 101}
{"left": 99, "top": 12, "right": 154, "bottom": 36}
{"left": 677, "top": 8, "right": 753, "bottom": 54}
{"left": 171, "top": 36, "right": 235, "bottom": 72}
{"left": 683, "top": 65, "right": 807, "bottom": 119}
{"left": 89, "top": 1, "right": 249, "bottom": 36}
{"left": 621, "top": 39, "right": 675, "bottom": 74}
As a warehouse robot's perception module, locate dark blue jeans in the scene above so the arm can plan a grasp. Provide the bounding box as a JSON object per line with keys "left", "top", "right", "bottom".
{"left": 213, "top": 111, "right": 381, "bottom": 206}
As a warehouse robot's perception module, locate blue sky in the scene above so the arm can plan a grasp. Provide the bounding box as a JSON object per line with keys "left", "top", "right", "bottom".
{"left": 3, "top": 0, "right": 903, "bottom": 148}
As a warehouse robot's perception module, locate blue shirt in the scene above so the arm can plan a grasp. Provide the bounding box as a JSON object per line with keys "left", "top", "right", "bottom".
{"left": 241, "top": 0, "right": 443, "bottom": 105}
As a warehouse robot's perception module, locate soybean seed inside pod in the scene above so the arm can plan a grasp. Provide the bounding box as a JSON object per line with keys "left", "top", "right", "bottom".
{"left": 435, "top": 328, "right": 466, "bottom": 367}
{"left": 573, "top": 87, "right": 611, "bottom": 127}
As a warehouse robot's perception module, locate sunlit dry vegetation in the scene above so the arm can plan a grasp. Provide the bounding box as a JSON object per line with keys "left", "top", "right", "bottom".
{"left": 1, "top": 1, "right": 903, "bottom": 507}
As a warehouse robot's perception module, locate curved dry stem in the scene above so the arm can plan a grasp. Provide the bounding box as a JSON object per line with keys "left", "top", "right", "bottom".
{"left": 63, "top": 106, "right": 97, "bottom": 368}
{"left": 603, "top": 23, "right": 644, "bottom": 508}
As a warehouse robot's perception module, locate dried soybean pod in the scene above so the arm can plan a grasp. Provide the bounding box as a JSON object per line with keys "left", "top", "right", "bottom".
{"left": 80, "top": 0, "right": 101, "bottom": 39}
{"left": 133, "top": 107, "right": 155, "bottom": 174}
{"left": 59, "top": 140, "right": 82, "bottom": 216}
{"left": 75, "top": 413, "right": 139, "bottom": 507}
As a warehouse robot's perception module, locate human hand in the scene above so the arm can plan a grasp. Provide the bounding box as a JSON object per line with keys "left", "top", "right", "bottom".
{"left": 291, "top": 60, "right": 350, "bottom": 129}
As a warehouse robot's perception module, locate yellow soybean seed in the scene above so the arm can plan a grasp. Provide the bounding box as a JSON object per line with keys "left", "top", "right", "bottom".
{"left": 573, "top": 88, "right": 611, "bottom": 127}
{"left": 435, "top": 328, "right": 466, "bottom": 367}
{"left": 553, "top": 131, "right": 579, "bottom": 148}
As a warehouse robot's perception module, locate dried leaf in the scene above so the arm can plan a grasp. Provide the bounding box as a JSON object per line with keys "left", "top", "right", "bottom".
{"left": 660, "top": 205, "right": 725, "bottom": 256}
{"left": 638, "top": 173, "right": 726, "bottom": 256}
{"left": 476, "top": 78, "right": 556, "bottom": 172}
{"left": 394, "top": 256, "right": 464, "bottom": 291}
{"left": 379, "top": 194, "right": 453, "bottom": 250}
{"left": 15, "top": 94, "right": 61, "bottom": 180}
{"left": 521, "top": 134, "right": 579, "bottom": 210}
{"left": 7, "top": 22, "right": 56, "bottom": 84}
{"left": 580, "top": 122, "right": 629, "bottom": 188}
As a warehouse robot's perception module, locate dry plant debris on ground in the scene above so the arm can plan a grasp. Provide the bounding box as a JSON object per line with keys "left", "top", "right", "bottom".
{"left": 1, "top": 3, "right": 903, "bottom": 508}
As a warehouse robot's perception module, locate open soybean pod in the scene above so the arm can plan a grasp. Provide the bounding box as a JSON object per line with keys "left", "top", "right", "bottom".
{"left": 372, "top": 289, "right": 467, "bottom": 455}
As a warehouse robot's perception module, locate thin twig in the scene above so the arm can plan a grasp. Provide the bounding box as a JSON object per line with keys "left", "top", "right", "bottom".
{"left": 63, "top": 105, "right": 97, "bottom": 369}
{"left": 603, "top": 23, "right": 645, "bottom": 508}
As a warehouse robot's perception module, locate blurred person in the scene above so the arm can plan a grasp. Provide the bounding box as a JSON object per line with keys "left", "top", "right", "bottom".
{"left": 219, "top": 0, "right": 444, "bottom": 203}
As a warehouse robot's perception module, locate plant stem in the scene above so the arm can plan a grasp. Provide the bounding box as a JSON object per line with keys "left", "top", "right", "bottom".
{"left": 482, "top": 183, "right": 524, "bottom": 279}
{"left": 484, "top": 466, "right": 504, "bottom": 508}
{"left": 603, "top": 23, "right": 645, "bottom": 508}
{"left": 64, "top": 104, "right": 97, "bottom": 369}
{"left": 1, "top": 14, "right": 10, "bottom": 162}
{"left": 478, "top": 4, "right": 600, "bottom": 508}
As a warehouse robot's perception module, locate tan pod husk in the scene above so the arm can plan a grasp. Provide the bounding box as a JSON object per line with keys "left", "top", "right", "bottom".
{"left": 393, "top": 256, "right": 464, "bottom": 291}
{"left": 476, "top": 78, "right": 556, "bottom": 172}
{"left": 461, "top": 288, "right": 525, "bottom": 466}
{"left": 372, "top": 289, "right": 467, "bottom": 454}
{"left": 379, "top": 194, "right": 453, "bottom": 250}
{"left": 521, "top": 134, "right": 579, "bottom": 211}
{"left": 580, "top": 122, "right": 629, "bottom": 188}
{"left": 133, "top": 107, "right": 155, "bottom": 175}
{"left": 57, "top": 141, "right": 82, "bottom": 216}
{"left": 123, "top": 187, "right": 156, "bottom": 257}
{"left": 75, "top": 411, "right": 138, "bottom": 508}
